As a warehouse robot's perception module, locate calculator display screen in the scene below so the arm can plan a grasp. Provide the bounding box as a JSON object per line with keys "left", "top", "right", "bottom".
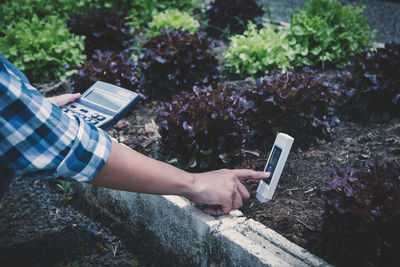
{"left": 84, "top": 89, "right": 128, "bottom": 111}
{"left": 263, "top": 146, "right": 282, "bottom": 185}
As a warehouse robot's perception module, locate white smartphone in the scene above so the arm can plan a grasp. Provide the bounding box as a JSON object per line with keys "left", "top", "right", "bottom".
{"left": 256, "top": 133, "right": 294, "bottom": 203}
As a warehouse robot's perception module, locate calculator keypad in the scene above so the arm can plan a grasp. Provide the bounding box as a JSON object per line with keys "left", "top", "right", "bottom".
{"left": 62, "top": 104, "right": 109, "bottom": 126}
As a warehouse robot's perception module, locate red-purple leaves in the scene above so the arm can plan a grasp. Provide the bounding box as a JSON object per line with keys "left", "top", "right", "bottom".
{"left": 316, "top": 160, "right": 400, "bottom": 266}
{"left": 342, "top": 42, "right": 400, "bottom": 120}
{"left": 139, "top": 28, "right": 220, "bottom": 100}
{"left": 157, "top": 86, "right": 249, "bottom": 171}
{"left": 67, "top": 9, "right": 134, "bottom": 56}
{"left": 69, "top": 50, "right": 139, "bottom": 94}
{"left": 244, "top": 68, "right": 338, "bottom": 147}
{"left": 322, "top": 159, "right": 400, "bottom": 223}
{"left": 206, "top": 0, "right": 264, "bottom": 36}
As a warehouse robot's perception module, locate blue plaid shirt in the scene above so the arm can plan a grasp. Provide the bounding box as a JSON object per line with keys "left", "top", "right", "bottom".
{"left": 0, "top": 56, "right": 112, "bottom": 182}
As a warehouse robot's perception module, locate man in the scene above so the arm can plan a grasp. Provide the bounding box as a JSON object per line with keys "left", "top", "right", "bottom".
{"left": 0, "top": 55, "right": 269, "bottom": 216}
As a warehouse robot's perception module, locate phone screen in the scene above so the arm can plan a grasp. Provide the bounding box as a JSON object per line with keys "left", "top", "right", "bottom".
{"left": 263, "top": 146, "right": 282, "bottom": 185}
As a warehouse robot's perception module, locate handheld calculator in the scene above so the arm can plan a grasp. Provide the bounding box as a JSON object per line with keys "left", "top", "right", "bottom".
{"left": 62, "top": 81, "right": 140, "bottom": 129}
{"left": 256, "top": 133, "right": 294, "bottom": 203}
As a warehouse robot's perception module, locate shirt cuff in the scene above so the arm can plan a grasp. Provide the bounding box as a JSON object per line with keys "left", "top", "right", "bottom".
{"left": 56, "top": 116, "right": 112, "bottom": 182}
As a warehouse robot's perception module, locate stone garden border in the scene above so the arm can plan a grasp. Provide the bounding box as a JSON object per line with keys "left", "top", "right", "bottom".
{"left": 74, "top": 183, "right": 330, "bottom": 266}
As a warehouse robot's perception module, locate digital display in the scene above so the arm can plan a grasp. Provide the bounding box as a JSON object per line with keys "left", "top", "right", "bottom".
{"left": 263, "top": 146, "right": 282, "bottom": 185}
{"left": 84, "top": 89, "right": 128, "bottom": 111}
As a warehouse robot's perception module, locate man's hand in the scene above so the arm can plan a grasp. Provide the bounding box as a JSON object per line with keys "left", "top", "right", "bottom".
{"left": 46, "top": 93, "right": 81, "bottom": 108}
{"left": 185, "top": 169, "right": 270, "bottom": 216}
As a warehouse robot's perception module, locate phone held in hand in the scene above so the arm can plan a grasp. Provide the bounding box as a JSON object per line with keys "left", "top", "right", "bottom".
{"left": 256, "top": 133, "right": 294, "bottom": 203}
{"left": 62, "top": 81, "right": 140, "bottom": 129}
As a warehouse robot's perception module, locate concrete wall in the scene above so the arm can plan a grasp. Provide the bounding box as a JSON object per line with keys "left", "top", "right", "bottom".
{"left": 74, "top": 184, "right": 330, "bottom": 266}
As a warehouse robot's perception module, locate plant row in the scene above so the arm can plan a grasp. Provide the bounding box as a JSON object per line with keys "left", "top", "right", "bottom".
{"left": 0, "top": 0, "right": 200, "bottom": 82}
{"left": 224, "top": 0, "right": 375, "bottom": 77}
{"left": 1, "top": 0, "right": 376, "bottom": 83}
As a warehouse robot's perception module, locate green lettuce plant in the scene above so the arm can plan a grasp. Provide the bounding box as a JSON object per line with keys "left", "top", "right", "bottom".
{"left": 0, "top": 15, "right": 85, "bottom": 83}
{"left": 147, "top": 9, "right": 200, "bottom": 38}
{"left": 0, "top": 0, "right": 99, "bottom": 32}
{"left": 127, "top": 0, "right": 200, "bottom": 30}
{"left": 0, "top": 0, "right": 148, "bottom": 33}
{"left": 288, "top": 0, "right": 374, "bottom": 69}
{"left": 224, "top": 22, "right": 296, "bottom": 78}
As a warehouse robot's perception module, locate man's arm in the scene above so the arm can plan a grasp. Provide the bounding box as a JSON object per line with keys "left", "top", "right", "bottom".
{"left": 2, "top": 84, "right": 268, "bottom": 215}
{"left": 89, "top": 140, "right": 270, "bottom": 216}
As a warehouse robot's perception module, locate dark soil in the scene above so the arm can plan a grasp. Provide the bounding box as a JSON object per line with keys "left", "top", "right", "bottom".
{"left": 241, "top": 119, "right": 400, "bottom": 254}
{"left": 0, "top": 175, "right": 163, "bottom": 267}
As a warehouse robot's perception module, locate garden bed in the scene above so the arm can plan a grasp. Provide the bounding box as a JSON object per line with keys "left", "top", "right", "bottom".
{"left": 104, "top": 82, "right": 400, "bottom": 266}
{"left": 2, "top": 0, "right": 400, "bottom": 265}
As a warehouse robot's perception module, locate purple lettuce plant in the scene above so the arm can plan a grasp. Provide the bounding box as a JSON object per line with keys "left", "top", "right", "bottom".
{"left": 67, "top": 9, "right": 134, "bottom": 56}
{"left": 139, "top": 28, "right": 220, "bottom": 100}
{"left": 206, "top": 0, "right": 264, "bottom": 36}
{"left": 244, "top": 68, "right": 338, "bottom": 148}
{"left": 316, "top": 159, "right": 400, "bottom": 266}
{"left": 68, "top": 50, "right": 139, "bottom": 94}
{"left": 342, "top": 42, "right": 400, "bottom": 121}
{"left": 157, "top": 86, "right": 250, "bottom": 171}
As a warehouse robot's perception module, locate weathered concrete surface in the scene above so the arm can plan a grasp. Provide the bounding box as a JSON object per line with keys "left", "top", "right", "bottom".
{"left": 74, "top": 183, "right": 330, "bottom": 266}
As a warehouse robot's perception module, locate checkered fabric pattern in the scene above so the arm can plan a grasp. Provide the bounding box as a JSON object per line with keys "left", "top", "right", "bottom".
{"left": 0, "top": 56, "right": 112, "bottom": 182}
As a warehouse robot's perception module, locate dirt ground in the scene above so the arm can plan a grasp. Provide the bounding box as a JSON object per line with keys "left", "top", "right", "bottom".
{"left": 105, "top": 91, "right": 400, "bottom": 264}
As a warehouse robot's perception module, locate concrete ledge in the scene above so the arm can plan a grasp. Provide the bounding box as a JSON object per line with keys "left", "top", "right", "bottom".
{"left": 74, "top": 183, "right": 330, "bottom": 266}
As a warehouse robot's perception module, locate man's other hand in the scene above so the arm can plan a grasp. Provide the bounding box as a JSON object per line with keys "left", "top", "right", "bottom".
{"left": 46, "top": 93, "right": 81, "bottom": 107}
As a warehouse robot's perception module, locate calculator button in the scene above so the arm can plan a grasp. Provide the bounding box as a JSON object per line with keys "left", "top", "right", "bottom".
{"left": 79, "top": 114, "right": 86, "bottom": 119}
{"left": 97, "top": 115, "right": 105, "bottom": 121}
{"left": 62, "top": 108, "right": 69, "bottom": 112}
{"left": 84, "top": 117, "right": 91, "bottom": 121}
{"left": 80, "top": 108, "right": 88, "bottom": 113}
{"left": 91, "top": 114, "right": 99, "bottom": 118}
{"left": 70, "top": 104, "right": 77, "bottom": 108}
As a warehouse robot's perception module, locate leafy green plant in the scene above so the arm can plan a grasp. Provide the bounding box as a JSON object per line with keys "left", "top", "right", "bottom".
{"left": 139, "top": 28, "right": 220, "bottom": 100}
{"left": 157, "top": 86, "right": 249, "bottom": 171}
{"left": 206, "top": 0, "right": 264, "bottom": 37}
{"left": 69, "top": 50, "right": 139, "bottom": 94}
{"left": 224, "top": 22, "right": 296, "bottom": 79}
{"left": 0, "top": 0, "right": 79, "bottom": 32}
{"left": 0, "top": 15, "right": 85, "bottom": 83}
{"left": 67, "top": 9, "right": 134, "bottom": 56}
{"left": 57, "top": 182, "right": 74, "bottom": 202}
{"left": 147, "top": 9, "right": 200, "bottom": 38}
{"left": 288, "top": 0, "right": 374, "bottom": 69}
{"left": 0, "top": 0, "right": 145, "bottom": 35}
{"left": 340, "top": 42, "right": 400, "bottom": 121}
{"left": 317, "top": 159, "right": 400, "bottom": 266}
{"left": 243, "top": 68, "right": 338, "bottom": 148}
{"left": 127, "top": 0, "right": 200, "bottom": 30}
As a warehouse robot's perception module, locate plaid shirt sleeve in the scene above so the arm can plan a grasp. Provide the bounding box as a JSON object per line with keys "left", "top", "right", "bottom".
{"left": 0, "top": 57, "right": 112, "bottom": 182}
